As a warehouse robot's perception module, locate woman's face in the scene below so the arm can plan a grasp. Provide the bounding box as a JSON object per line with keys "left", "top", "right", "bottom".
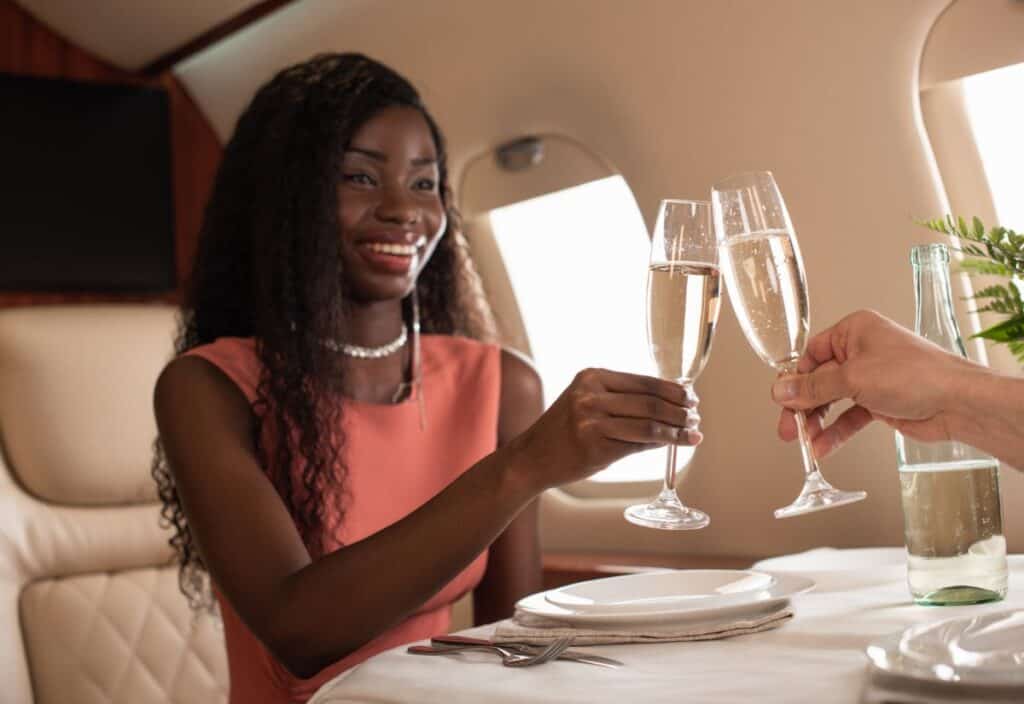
{"left": 337, "top": 106, "right": 447, "bottom": 303}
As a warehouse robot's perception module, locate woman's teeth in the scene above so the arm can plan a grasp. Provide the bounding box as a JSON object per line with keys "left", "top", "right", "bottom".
{"left": 364, "top": 242, "right": 417, "bottom": 256}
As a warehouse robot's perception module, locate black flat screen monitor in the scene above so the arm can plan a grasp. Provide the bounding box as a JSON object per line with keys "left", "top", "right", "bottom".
{"left": 0, "top": 73, "right": 175, "bottom": 291}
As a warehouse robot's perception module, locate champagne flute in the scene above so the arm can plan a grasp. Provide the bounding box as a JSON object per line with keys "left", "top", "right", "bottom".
{"left": 712, "top": 170, "right": 866, "bottom": 518}
{"left": 624, "top": 200, "right": 720, "bottom": 530}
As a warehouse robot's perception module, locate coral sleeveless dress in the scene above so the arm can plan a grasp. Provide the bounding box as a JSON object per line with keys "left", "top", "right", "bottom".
{"left": 186, "top": 334, "right": 500, "bottom": 703}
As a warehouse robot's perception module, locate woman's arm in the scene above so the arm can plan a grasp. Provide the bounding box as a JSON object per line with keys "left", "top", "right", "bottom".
{"left": 472, "top": 349, "right": 544, "bottom": 625}
{"left": 156, "top": 356, "right": 697, "bottom": 679}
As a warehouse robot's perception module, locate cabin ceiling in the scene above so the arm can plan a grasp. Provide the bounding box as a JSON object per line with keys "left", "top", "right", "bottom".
{"left": 171, "top": 0, "right": 951, "bottom": 207}
{"left": 13, "top": 0, "right": 265, "bottom": 72}
{"left": 16, "top": 0, "right": 956, "bottom": 226}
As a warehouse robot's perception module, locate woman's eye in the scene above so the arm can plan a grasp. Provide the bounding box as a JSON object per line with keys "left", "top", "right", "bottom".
{"left": 344, "top": 173, "right": 375, "bottom": 186}
{"left": 413, "top": 177, "right": 437, "bottom": 191}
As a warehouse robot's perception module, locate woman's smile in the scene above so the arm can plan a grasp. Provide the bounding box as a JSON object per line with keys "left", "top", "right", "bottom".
{"left": 355, "top": 234, "right": 427, "bottom": 275}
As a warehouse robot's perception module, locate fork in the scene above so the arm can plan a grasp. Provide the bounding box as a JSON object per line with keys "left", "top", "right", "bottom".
{"left": 502, "top": 635, "right": 574, "bottom": 667}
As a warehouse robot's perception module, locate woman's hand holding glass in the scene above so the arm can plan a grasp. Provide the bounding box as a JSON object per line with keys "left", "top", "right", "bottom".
{"left": 508, "top": 368, "right": 700, "bottom": 493}
{"left": 624, "top": 199, "right": 720, "bottom": 530}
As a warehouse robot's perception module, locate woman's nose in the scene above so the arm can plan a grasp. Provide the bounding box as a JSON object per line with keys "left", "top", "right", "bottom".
{"left": 374, "top": 186, "right": 419, "bottom": 225}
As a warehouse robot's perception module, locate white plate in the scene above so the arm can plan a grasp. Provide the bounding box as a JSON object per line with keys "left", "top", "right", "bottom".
{"left": 544, "top": 569, "right": 776, "bottom": 614}
{"left": 867, "top": 610, "right": 1024, "bottom": 687}
{"left": 517, "top": 571, "right": 813, "bottom": 626}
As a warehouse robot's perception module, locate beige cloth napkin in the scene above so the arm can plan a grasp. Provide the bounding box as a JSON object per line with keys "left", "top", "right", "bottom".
{"left": 493, "top": 605, "right": 793, "bottom": 646}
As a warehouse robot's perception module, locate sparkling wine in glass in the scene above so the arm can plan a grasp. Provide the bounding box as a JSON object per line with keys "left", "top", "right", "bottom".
{"left": 624, "top": 199, "right": 720, "bottom": 530}
{"left": 712, "top": 171, "right": 866, "bottom": 518}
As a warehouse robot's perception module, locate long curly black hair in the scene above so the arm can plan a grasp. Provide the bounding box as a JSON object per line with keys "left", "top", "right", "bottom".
{"left": 153, "top": 53, "right": 493, "bottom": 609}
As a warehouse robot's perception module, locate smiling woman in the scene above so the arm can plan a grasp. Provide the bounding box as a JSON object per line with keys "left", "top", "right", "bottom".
{"left": 149, "top": 52, "right": 699, "bottom": 704}
{"left": 337, "top": 107, "right": 446, "bottom": 306}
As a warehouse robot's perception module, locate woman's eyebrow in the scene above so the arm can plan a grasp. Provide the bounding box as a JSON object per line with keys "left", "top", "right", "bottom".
{"left": 344, "top": 147, "right": 437, "bottom": 166}
{"left": 345, "top": 146, "right": 386, "bottom": 161}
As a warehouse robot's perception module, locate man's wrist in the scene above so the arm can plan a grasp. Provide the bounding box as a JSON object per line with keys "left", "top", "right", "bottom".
{"left": 943, "top": 361, "right": 1005, "bottom": 447}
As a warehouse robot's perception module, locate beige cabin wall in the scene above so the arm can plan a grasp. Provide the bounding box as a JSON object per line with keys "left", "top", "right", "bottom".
{"left": 175, "top": 0, "right": 1024, "bottom": 558}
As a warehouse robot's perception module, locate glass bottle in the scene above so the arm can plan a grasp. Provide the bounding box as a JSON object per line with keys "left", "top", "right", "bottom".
{"left": 895, "top": 243, "right": 1007, "bottom": 605}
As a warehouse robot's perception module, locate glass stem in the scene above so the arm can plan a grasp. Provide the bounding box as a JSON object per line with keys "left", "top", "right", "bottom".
{"left": 780, "top": 364, "right": 828, "bottom": 491}
{"left": 661, "top": 380, "right": 694, "bottom": 497}
{"left": 662, "top": 444, "right": 678, "bottom": 496}
{"left": 793, "top": 409, "right": 821, "bottom": 479}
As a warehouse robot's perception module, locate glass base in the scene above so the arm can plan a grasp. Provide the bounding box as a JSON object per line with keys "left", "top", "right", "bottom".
{"left": 913, "top": 585, "right": 1004, "bottom": 606}
{"left": 624, "top": 490, "right": 709, "bottom": 530}
{"left": 774, "top": 471, "right": 866, "bottom": 518}
{"left": 906, "top": 548, "right": 1007, "bottom": 606}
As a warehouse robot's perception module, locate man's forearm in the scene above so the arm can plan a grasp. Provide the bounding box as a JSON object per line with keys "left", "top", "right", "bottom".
{"left": 948, "top": 365, "right": 1024, "bottom": 471}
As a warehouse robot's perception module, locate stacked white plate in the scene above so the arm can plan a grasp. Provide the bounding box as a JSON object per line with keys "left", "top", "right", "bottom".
{"left": 515, "top": 569, "right": 815, "bottom": 627}
{"left": 866, "top": 610, "right": 1024, "bottom": 686}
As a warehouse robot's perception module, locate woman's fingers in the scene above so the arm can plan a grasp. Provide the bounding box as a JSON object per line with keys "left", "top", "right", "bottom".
{"left": 585, "top": 392, "right": 700, "bottom": 430}
{"left": 576, "top": 368, "right": 696, "bottom": 407}
{"left": 597, "top": 417, "right": 703, "bottom": 446}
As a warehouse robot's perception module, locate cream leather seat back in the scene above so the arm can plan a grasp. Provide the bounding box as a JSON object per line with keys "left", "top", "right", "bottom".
{"left": 0, "top": 305, "right": 228, "bottom": 703}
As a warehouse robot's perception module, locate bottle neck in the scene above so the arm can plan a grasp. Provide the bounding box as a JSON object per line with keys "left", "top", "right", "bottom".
{"left": 913, "top": 261, "right": 967, "bottom": 358}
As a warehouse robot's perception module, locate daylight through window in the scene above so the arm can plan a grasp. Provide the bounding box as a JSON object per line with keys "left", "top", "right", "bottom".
{"left": 963, "top": 62, "right": 1024, "bottom": 230}
{"left": 489, "top": 175, "right": 694, "bottom": 483}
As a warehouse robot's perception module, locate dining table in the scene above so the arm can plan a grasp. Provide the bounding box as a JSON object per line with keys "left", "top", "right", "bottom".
{"left": 308, "top": 547, "right": 1024, "bottom": 703}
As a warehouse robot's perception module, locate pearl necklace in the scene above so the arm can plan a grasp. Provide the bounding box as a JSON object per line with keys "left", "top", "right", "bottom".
{"left": 321, "top": 326, "right": 408, "bottom": 358}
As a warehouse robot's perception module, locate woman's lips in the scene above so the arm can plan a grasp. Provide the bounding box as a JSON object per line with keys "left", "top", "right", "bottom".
{"left": 356, "top": 240, "right": 420, "bottom": 275}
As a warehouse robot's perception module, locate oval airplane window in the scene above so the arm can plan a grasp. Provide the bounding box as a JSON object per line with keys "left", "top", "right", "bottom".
{"left": 460, "top": 136, "right": 692, "bottom": 487}
{"left": 919, "top": 0, "right": 1024, "bottom": 373}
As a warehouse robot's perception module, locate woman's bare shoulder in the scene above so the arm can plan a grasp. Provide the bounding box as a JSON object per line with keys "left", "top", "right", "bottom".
{"left": 154, "top": 355, "right": 256, "bottom": 443}
{"left": 497, "top": 348, "right": 543, "bottom": 445}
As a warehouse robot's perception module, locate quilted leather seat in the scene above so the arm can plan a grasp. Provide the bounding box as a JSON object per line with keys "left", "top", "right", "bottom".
{"left": 0, "top": 305, "right": 228, "bottom": 703}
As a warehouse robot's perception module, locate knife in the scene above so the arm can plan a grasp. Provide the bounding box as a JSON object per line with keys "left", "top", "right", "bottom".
{"left": 414, "top": 642, "right": 621, "bottom": 669}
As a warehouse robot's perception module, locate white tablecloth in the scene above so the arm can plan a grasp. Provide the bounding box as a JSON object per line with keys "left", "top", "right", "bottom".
{"left": 309, "top": 548, "right": 1024, "bottom": 703}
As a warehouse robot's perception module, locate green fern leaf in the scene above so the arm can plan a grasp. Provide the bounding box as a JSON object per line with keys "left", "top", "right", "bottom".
{"left": 959, "top": 259, "right": 1014, "bottom": 277}
{"left": 971, "top": 315, "right": 1024, "bottom": 343}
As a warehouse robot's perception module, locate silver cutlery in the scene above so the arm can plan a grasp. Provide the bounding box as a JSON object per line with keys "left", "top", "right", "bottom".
{"left": 504, "top": 635, "right": 574, "bottom": 667}
{"left": 415, "top": 635, "right": 622, "bottom": 668}
{"left": 408, "top": 638, "right": 573, "bottom": 667}
{"left": 434, "top": 635, "right": 624, "bottom": 667}
{"left": 408, "top": 642, "right": 529, "bottom": 666}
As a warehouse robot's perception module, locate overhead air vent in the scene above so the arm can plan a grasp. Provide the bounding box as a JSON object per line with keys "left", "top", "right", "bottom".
{"left": 495, "top": 136, "right": 545, "bottom": 172}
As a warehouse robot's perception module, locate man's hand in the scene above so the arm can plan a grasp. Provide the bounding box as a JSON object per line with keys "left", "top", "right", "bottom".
{"left": 772, "top": 310, "right": 974, "bottom": 459}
